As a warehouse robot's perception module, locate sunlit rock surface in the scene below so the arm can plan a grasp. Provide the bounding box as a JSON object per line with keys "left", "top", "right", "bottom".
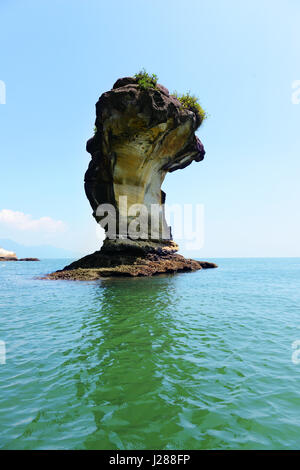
{"left": 85, "top": 76, "right": 205, "bottom": 241}
{"left": 0, "top": 247, "right": 17, "bottom": 260}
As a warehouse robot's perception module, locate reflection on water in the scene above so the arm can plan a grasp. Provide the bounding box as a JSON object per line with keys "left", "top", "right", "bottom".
{"left": 1, "top": 259, "right": 300, "bottom": 449}
{"left": 77, "top": 277, "right": 183, "bottom": 449}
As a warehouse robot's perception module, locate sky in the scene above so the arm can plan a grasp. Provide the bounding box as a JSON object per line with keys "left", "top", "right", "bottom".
{"left": 0, "top": 0, "right": 300, "bottom": 258}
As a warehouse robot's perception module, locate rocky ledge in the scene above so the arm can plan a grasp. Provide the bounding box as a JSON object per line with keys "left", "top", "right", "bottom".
{"left": 46, "top": 240, "right": 217, "bottom": 280}
{"left": 19, "top": 258, "right": 40, "bottom": 261}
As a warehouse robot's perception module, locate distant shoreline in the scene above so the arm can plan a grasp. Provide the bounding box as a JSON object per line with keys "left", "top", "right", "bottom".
{"left": 0, "top": 257, "right": 40, "bottom": 262}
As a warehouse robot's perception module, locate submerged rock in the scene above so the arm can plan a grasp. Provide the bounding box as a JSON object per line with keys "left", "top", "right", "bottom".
{"left": 48, "top": 76, "right": 217, "bottom": 279}
{"left": 46, "top": 252, "right": 217, "bottom": 280}
{"left": 18, "top": 258, "right": 40, "bottom": 262}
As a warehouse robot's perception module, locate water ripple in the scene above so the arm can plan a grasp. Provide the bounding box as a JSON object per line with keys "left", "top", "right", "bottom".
{"left": 1, "top": 258, "right": 300, "bottom": 449}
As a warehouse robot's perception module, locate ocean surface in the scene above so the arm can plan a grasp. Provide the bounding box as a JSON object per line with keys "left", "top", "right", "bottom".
{"left": 0, "top": 258, "right": 300, "bottom": 450}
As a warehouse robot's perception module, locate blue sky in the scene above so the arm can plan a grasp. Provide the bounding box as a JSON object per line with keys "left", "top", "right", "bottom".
{"left": 0, "top": 0, "right": 300, "bottom": 257}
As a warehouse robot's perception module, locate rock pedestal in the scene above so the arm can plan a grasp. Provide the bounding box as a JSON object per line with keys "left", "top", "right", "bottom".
{"left": 48, "top": 76, "right": 217, "bottom": 280}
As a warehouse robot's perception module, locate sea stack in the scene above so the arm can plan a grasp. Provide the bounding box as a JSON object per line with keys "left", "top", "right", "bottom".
{"left": 0, "top": 247, "right": 17, "bottom": 261}
{"left": 48, "top": 76, "right": 217, "bottom": 280}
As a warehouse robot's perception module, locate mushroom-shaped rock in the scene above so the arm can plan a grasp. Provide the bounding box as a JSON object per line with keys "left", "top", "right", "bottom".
{"left": 47, "top": 77, "right": 217, "bottom": 279}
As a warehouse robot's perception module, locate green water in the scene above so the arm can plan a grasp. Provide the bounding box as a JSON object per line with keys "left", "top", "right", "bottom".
{"left": 1, "top": 258, "right": 300, "bottom": 449}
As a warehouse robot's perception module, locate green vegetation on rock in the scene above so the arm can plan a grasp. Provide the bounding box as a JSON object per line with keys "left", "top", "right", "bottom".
{"left": 134, "top": 68, "right": 158, "bottom": 90}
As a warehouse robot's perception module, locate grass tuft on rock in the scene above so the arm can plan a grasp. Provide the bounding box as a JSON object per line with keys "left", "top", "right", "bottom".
{"left": 172, "top": 91, "right": 207, "bottom": 125}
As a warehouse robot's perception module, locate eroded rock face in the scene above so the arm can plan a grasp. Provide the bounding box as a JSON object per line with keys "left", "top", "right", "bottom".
{"left": 85, "top": 77, "right": 205, "bottom": 241}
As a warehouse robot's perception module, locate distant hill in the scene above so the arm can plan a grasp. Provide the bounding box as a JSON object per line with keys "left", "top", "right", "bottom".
{"left": 0, "top": 239, "right": 82, "bottom": 259}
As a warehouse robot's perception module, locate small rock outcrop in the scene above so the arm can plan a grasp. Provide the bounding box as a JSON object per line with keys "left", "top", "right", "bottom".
{"left": 0, "top": 247, "right": 40, "bottom": 262}
{"left": 19, "top": 258, "right": 40, "bottom": 262}
{"left": 0, "top": 247, "right": 17, "bottom": 261}
{"left": 48, "top": 76, "right": 217, "bottom": 280}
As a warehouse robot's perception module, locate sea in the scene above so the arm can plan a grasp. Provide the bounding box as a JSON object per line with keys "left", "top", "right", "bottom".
{"left": 0, "top": 258, "right": 300, "bottom": 450}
